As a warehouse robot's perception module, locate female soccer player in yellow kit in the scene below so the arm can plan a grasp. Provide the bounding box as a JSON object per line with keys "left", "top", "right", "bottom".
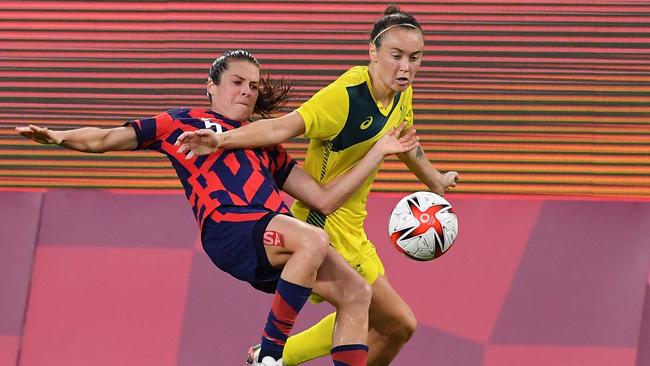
{"left": 177, "top": 5, "right": 459, "bottom": 365}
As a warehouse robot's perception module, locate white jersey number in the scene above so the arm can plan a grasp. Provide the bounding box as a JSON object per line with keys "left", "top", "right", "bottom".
{"left": 201, "top": 118, "right": 223, "bottom": 133}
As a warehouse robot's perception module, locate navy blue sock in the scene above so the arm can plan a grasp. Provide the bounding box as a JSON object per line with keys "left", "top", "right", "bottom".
{"left": 258, "top": 278, "right": 311, "bottom": 360}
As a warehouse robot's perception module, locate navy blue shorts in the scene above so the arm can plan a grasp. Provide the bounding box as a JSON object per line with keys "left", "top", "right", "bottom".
{"left": 201, "top": 211, "right": 282, "bottom": 294}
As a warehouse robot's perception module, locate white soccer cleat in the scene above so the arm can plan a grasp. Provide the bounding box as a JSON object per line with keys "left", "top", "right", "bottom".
{"left": 245, "top": 344, "right": 261, "bottom": 365}
{"left": 252, "top": 355, "right": 283, "bottom": 366}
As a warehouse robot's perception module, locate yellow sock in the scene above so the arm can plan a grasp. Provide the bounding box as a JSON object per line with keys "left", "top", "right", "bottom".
{"left": 283, "top": 312, "right": 336, "bottom": 365}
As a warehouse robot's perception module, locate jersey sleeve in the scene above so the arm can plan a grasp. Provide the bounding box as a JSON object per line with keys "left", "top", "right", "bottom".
{"left": 123, "top": 111, "right": 175, "bottom": 150}
{"left": 295, "top": 81, "right": 349, "bottom": 141}
{"left": 266, "top": 144, "right": 297, "bottom": 189}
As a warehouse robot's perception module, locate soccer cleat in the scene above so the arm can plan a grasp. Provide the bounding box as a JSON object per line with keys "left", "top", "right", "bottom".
{"left": 245, "top": 344, "right": 261, "bottom": 365}
{"left": 246, "top": 344, "right": 284, "bottom": 366}
{"left": 252, "top": 355, "right": 283, "bottom": 366}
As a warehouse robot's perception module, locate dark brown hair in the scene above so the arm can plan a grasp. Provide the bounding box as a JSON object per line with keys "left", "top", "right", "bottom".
{"left": 208, "top": 50, "right": 292, "bottom": 118}
{"left": 370, "top": 4, "right": 422, "bottom": 47}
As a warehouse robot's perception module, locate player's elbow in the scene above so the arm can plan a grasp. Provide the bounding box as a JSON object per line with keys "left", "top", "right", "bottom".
{"left": 84, "top": 140, "right": 110, "bottom": 153}
{"left": 268, "top": 125, "right": 292, "bottom": 146}
{"left": 317, "top": 204, "right": 335, "bottom": 216}
{"left": 311, "top": 191, "right": 342, "bottom": 215}
{"left": 312, "top": 199, "right": 334, "bottom": 216}
{"left": 318, "top": 188, "right": 354, "bottom": 215}
{"left": 60, "top": 140, "right": 105, "bottom": 154}
{"left": 91, "top": 128, "right": 132, "bottom": 153}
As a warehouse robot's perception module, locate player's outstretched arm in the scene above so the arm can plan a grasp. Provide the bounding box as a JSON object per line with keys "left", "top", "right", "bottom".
{"left": 175, "top": 111, "right": 306, "bottom": 159}
{"left": 283, "top": 122, "right": 419, "bottom": 215}
{"left": 16, "top": 124, "right": 137, "bottom": 153}
{"left": 396, "top": 129, "right": 459, "bottom": 195}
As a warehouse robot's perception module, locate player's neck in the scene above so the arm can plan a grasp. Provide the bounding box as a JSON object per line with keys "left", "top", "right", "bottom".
{"left": 208, "top": 104, "right": 223, "bottom": 116}
{"left": 368, "top": 64, "right": 396, "bottom": 108}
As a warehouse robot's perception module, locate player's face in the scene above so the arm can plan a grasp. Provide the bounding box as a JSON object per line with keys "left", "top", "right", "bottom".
{"left": 370, "top": 27, "right": 424, "bottom": 92}
{"left": 208, "top": 60, "right": 260, "bottom": 121}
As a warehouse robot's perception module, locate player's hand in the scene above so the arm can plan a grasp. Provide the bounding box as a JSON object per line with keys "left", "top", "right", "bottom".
{"left": 175, "top": 129, "right": 221, "bottom": 159}
{"left": 375, "top": 122, "right": 420, "bottom": 156}
{"left": 15, "top": 124, "right": 62, "bottom": 145}
{"left": 443, "top": 171, "right": 459, "bottom": 190}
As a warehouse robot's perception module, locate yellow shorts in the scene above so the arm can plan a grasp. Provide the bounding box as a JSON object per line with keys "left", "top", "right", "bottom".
{"left": 310, "top": 237, "right": 385, "bottom": 303}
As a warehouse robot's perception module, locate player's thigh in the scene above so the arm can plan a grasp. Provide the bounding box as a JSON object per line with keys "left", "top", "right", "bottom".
{"left": 311, "top": 247, "right": 371, "bottom": 308}
{"left": 368, "top": 275, "right": 416, "bottom": 333}
{"left": 263, "top": 214, "right": 330, "bottom": 268}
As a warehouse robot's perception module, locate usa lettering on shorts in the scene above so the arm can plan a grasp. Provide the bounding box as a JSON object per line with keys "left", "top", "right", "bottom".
{"left": 263, "top": 231, "right": 284, "bottom": 247}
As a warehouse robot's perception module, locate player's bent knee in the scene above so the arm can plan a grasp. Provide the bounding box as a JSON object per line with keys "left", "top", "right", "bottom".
{"left": 393, "top": 312, "right": 417, "bottom": 342}
{"left": 296, "top": 227, "right": 329, "bottom": 264}
{"left": 342, "top": 273, "right": 372, "bottom": 307}
{"left": 311, "top": 227, "right": 330, "bottom": 254}
{"left": 405, "top": 313, "right": 418, "bottom": 339}
{"left": 373, "top": 309, "right": 417, "bottom": 344}
{"left": 308, "top": 227, "right": 329, "bottom": 257}
{"left": 354, "top": 281, "right": 373, "bottom": 308}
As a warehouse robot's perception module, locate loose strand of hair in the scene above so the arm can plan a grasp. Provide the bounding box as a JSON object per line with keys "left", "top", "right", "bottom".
{"left": 254, "top": 73, "right": 293, "bottom": 118}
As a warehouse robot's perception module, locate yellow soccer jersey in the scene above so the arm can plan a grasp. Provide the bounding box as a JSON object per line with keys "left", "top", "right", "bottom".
{"left": 292, "top": 65, "right": 414, "bottom": 264}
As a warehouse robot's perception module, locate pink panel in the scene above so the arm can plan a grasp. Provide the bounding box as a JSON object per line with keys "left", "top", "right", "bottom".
{"left": 177, "top": 252, "right": 336, "bottom": 365}
{"left": 20, "top": 246, "right": 193, "bottom": 366}
{"left": 491, "top": 201, "right": 650, "bottom": 346}
{"left": 485, "top": 345, "right": 636, "bottom": 366}
{"left": 636, "top": 276, "right": 650, "bottom": 366}
{"left": 0, "top": 191, "right": 42, "bottom": 334}
{"left": 6, "top": 189, "right": 647, "bottom": 365}
{"left": 0, "top": 335, "right": 20, "bottom": 366}
{"left": 177, "top": 252, "right": 272, "bottom": 365}
{"left": 366, "top": 195, "right": 543, "bottom": 343}
{"left": 38, "top": 189, "right": 197, "bottom": 248}
{"left": 392, "top": 325, "right": 484, "bottom": 365}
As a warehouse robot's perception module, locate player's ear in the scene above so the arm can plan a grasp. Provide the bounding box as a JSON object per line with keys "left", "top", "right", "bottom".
{"left": 369, "top": 43, "right": 378, "bottom": 63}
{"left": 206, "top": 77, "right": 215, "bottom": 97}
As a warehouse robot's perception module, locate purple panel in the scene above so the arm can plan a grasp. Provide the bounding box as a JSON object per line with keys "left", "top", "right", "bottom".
{"left": 393, "top": 325, "right": 485, "bottom": 365}
{"left": 636, "top": 279, "right": 650, "bottom": 366}
{"left": 38, "top": 189, "right": 197, "bottom": 248}
{"left": 177, "top": 252, "right": 336, "bottom": 366}
{"left": 365, "top": 195, "right": 542, "bottom": 343}
{"left": 491, "top": 201, "right": 650, "bottom": 346}
{"left": 0, "top": 191, "right": 43, "bottom": 334}
{"left": 177, "top": 252, "right": 273, "bottom": 365}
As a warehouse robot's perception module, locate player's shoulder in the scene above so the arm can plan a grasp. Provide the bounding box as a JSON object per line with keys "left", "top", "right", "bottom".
{"left": 163, "top": 107, "right": 185, "bottom": 115}
{"left": 162, "top": 108, "right": 224, "bottom": 126}
{"left": 163, "top": 107, "right": 207, "bottom": 118}
{"left": 308, "top": 66, "right": 367, "bottom": 103}
{"left": 335, "top": 65, "right": 368, "bottom": 87}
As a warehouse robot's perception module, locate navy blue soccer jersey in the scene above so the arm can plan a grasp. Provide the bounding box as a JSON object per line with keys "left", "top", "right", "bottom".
{"left": 125, "top": 108, "right": 296, "bottom": 227}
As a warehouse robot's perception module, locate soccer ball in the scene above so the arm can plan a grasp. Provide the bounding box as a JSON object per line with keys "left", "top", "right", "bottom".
{"left": 388, "top": 191, "right": 458, "bottom": 261}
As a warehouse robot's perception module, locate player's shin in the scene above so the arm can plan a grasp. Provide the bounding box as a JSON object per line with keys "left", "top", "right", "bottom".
{"left": 259, "top": 278, "right": 312, "bottom": 361}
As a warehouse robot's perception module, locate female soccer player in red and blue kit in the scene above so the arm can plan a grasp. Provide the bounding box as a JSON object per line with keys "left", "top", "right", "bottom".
{"left": 16, "top": 50, "right": 420, "bottom": 366}
{"left": 176, "top": 7, "right": 460, "bottom": 365}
